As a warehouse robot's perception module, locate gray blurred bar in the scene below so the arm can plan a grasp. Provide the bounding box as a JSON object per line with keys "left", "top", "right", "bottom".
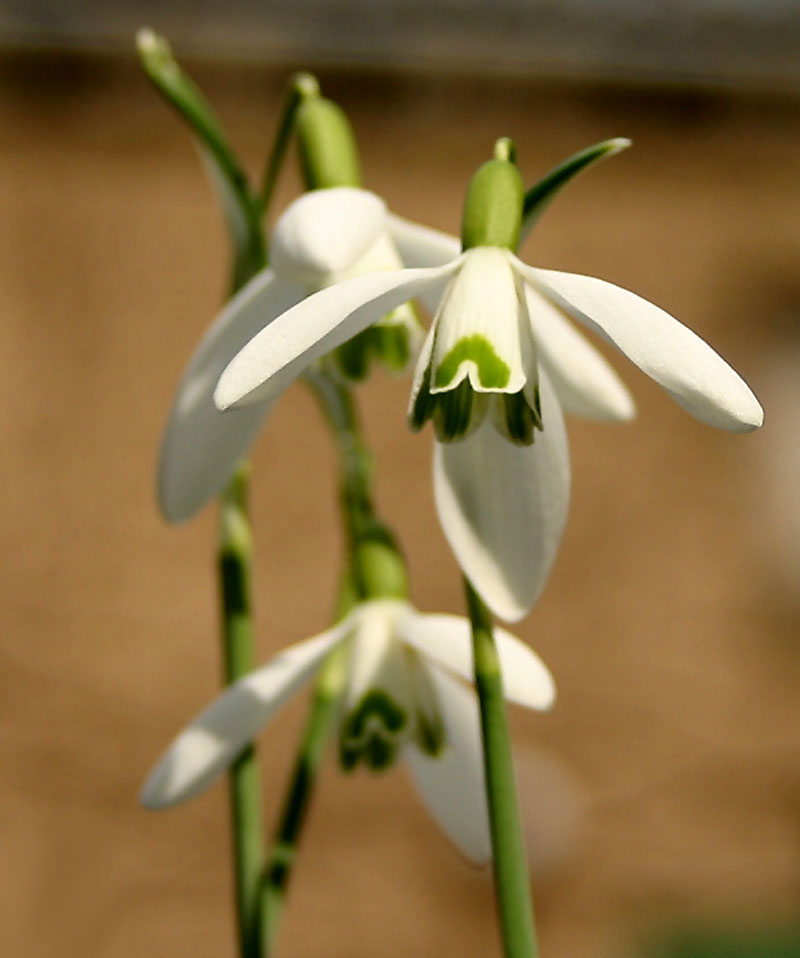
{"left": 0, "top": 0, "right": 798, "bottom": 88}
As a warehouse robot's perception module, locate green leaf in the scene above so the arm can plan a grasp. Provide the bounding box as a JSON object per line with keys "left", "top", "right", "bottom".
{"left": 136, "top": 28, "right": 264, "bottom": 286}
{"left": 520, "top": 137, "right": 631, "bottom": 244}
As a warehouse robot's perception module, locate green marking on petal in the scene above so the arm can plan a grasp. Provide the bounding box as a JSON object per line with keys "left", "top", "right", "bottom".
{"left": 415, "top": 710, "right": 445, "bottom": 757}
{"left": 374, "top": 320, "right": 412, "bottom": 372}
{"left": 334, "top": 331, "right": 370, "bottom": 380}
{"left": 333, "top": 307, "right": 419, "bottom": 382}
{"left": 500, "top": 391, "right": 537, "bottom": 445}
{"left": 434, "top": 334, "right": 511, "bottom": 390}
{"left": 339, "top": 690, "right": 407, "bottom": 772}
{"left": 434, "top": 380, "right": 489, "bottom": 442}
{"left": 409, "top": 367, "right": 437, "bottom": 432}
{"left": 342, "top": 690, "right": 407, "bottom": 740}
{"left": 363, "top": 734, "right": 396, "bottom": 771}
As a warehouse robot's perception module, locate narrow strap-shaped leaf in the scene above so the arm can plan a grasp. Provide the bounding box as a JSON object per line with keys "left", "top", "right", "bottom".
{"left": 520, "top": 137, "right": 631, "bottom": 243}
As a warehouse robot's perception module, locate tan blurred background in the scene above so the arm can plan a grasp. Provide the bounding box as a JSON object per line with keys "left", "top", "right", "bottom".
{"left": 1, "top": 3, "right": 799, "bottom": 956}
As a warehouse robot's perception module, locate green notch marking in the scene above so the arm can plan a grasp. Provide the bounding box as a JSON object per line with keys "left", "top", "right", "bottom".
{"left": 434, "top": 334, "right": 510, "bottom": 390}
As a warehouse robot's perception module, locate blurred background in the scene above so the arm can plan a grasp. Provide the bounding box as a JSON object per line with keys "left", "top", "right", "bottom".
{"left": 1, "top": 2, "right": 799, "bottom": 956}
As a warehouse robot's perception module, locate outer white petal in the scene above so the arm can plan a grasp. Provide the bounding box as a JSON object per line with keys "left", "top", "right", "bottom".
{"left": 386, "top": 214, "right": 461, "bottom": 267}
{"left": 270, "top": 188, "right": 387, "bottom": 284}
{"left": 386, "top": 214, "right": 461, "bottom": 315}
{"left": 158, "top": 270, "right": 305, "bottom": 522}
{"left": 521, "top": 265, "right": 763, "bottom": 432}
{"left": 524, "top": 285, "right": 636, "bottom": 422}
{"left": 140, "top": 623, "right": 349, "bottom": 808}
{"left": 399, "top": 612, "right": 556, "bottom": 711}
{"left": 431, "top": 248, "right": 526, "bottom": 395}
{"left": 215, "top": 260, "right": 464, "bottom": 409}
{"left": 404, "top": 665, "right": 491, "bottom": 864}
{"left": 434, "top": 372, "right": 570, "bottom": 623}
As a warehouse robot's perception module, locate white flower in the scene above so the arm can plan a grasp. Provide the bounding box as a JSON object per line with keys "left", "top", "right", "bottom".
{"left": 140, "top": 598, "right": 555, "bottom": 863}
{"left": 158, "top": 187, "right": 420, "bottom": 523}
{"left": 214, "top": 210, "right": 762, "bottom": 621}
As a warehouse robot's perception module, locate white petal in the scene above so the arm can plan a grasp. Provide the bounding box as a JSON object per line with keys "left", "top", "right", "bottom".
{"left": 431, "top": 248, "right": 526, "bottom": 395}
{"left": 404, "top": 666, "right": 491, "bottom": 864}
{"left": 158, "top": 270, "right": 305, "bottom": 522}
{"left": 386, "top": 214, "right": 461, "bottom": 315}
{"left": 342, "top": 602, "right": 412, "bottom": 715}
{"left": 398, "top": 613, "right": 556, "bottom": 711}
{"left": 524, "top": 285, "right": 636, "bottom": 422}
{"left": 385, "top": 214, "right": 461, "bottom": 267}
{"left": 215, "top": 260, "right": 464, "bottom": 409}
{"left": 270, "top": 188, "right": 387, "bottom": 284}
{"left": 433, "top": 372, "right": 570, "bottom": 622}
{"left": 140, "top": 623, "right": 349, "bottom": 808}
{"left": 522, "top": 265, "right": 763, "bottom": 432}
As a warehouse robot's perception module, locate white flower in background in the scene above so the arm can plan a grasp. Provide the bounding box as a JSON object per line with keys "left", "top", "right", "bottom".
{"left": 158, "top": 187, "right": 421, "bottom": 523}
{"left": 140, "top": 599, "right": 555, "bottom": 862}
{"left": 214, "top": 215, "right": 763, "bottom": 621}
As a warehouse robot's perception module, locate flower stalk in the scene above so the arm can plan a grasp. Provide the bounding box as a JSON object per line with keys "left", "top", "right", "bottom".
{"left": 461, "top": 141, "right": 538, "bottom": 957}
{"left": 263, "top": 641, "right": 348, "bottom": 953}
{"left": 218, "top": 464, "right": 268, "bottom": 958}
{"left": 138, "top": 42, "right": 323, "bottom": 957}
{"left": 465, "top": 578, "right": 538, "bottom": 958}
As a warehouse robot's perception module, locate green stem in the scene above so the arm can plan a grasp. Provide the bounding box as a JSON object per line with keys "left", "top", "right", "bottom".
{"left": 259, "top": 72, "right": 320, "bottom": 214}
{"left": 464, "top": 579, "right": 538, "bottom": 958}
{"left": 136, "top": 29, "right": 265, "bottom": 288}
{"left": 261, "top": 365, "right": 409, "bottom": 949}
{"left": 303, "top": 366, "right": 374, "bottom": 543}
{"left": 263, "top": 642, "right": 347, "bottom": 953}
{"left": 219, "top": 464, "right": 268, "bottom": 958}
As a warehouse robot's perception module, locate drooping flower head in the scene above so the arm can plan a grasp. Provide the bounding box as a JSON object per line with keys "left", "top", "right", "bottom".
{"left": 213, "top": 140, "right": 762, "bottom": 622}
{"left": 141, "top": 598, "right": 555, "bottom": 862}
{"left": 158, "top": 187, "right": 427, "bottom": 523}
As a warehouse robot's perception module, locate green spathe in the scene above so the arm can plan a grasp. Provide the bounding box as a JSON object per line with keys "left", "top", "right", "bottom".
{"left": 461, "top": 151, "right": 524, "bottom": 252}
{"left": 434, "top": 333, "right": 512, "bottom": 390}
{"left": 296, "top": 96, "right": 362, "bottom": 189}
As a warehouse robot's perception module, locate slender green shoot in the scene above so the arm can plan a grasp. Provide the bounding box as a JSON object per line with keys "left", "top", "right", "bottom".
{"left": 219, "top": 465, "right": 268, "bottom": 958}
{"left": 260, "top": 72, "right": 320, "bottom": 215}
{"left": 263, "top": 643, "right": 347, "bottom": 953}
{"left": 465, "top": 579, "right": 538, "bottom": 958}
{"left": 136, "top": 27, "right": 265, "bottom": 287}
{"left": 520, "top": 137, "right": 631, "bottom": 244}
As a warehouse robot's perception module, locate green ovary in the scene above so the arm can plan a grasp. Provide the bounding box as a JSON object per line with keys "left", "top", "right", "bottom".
{"left": 434, "top": 334, "right": 510, "bottom": 390}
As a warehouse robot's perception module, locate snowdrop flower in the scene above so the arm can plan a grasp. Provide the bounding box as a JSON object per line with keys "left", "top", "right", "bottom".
{"left": 214, "top": 184, "right": 762, "bottom": 621}
{"left": 158, "top": 187, "right": 422, "bottom": 523}
{"left": 141, "top": 599, "right": 555, "bottom": 862}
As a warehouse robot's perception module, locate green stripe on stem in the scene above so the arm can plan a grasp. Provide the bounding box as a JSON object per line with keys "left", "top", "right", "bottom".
{"left": 464, "top": 578, "right": 538, "bottom": 958}
{"left": 219, "top": 464, "right": 268, "bottom": 958}
{"left": 264, "top": 641, "right": 348, "bottom": 954}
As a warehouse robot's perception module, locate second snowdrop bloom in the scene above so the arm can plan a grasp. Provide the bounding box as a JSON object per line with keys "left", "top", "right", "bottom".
{"left": 158, "top": 187, "right": 422, "bottom": 523}
{"left": 140, "top": 599, "right": 555, "bottom": 862}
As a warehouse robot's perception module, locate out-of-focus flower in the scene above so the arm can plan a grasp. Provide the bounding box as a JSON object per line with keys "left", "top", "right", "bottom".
{"left": 158, "top": 187, "right": 422, "bottom": 523}
{"left": 140, "top": 598, "right": 555, "bottom": 862}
